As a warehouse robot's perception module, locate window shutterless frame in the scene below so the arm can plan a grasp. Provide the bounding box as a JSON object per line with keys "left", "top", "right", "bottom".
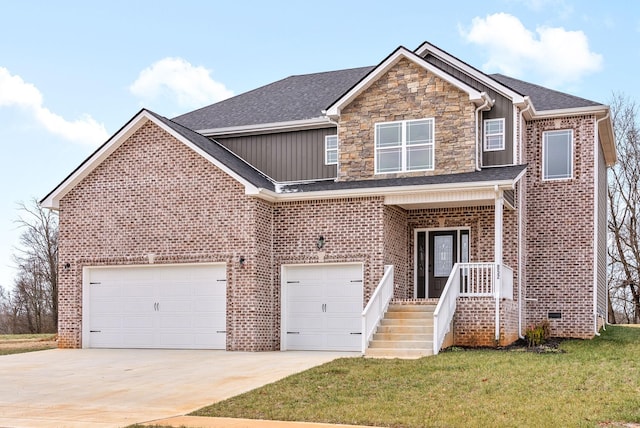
{"left": 484, "top": 118, "right": 505, "bottom": 151}
{"left": 374, "top": 118, "right": 434, "bottom": 174}
{"left": 542, "top": 129, "right": 573, "bottom": 181}
{"left": 324, "top": 135, "right": 338, "bottom": 165}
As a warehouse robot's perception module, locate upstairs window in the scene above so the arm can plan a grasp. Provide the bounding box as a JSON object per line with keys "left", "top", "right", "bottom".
{"left": 484, "top": 118, "right": 505, "bottom": 151}
{"left": 325, "top": 135, "right": 338, "bottom": 165}
{"left": 375, "top": 118, "right": 434, "bottom": 173}
{"left": 543, "top": 129, "right": 573, "bottom": 180}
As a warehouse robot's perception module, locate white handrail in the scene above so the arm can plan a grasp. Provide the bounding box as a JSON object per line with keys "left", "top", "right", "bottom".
{"left": 361, "top": 265, "right": 394, "bottom": 354}
{"left": 433, "top": 262, "right": 462, "bottom": 355}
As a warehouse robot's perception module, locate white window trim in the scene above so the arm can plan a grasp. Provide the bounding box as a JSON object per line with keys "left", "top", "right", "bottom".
{"left": 374, "top": 118, "right": 435, "bottom": 174}
{"left": 542, "top": 129, "right": 574, "bottom": 181}
{"left": 324, "top": 135, "right": 338, "bottom": 165}
{"left": 484, "top": 118, "right": 505, "bottom": 152}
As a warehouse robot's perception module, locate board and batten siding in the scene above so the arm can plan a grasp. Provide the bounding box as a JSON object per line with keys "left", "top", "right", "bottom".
{"left": 215, "top": 128, "right": 338, "bottom": 182}
{"left": 424, "top": 54, "right": 514, "bottom": 167}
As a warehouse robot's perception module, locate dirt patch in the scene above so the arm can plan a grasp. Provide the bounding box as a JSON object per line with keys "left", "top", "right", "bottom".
{"left": 445, "top": 337, "right": 568, "bottom": 354}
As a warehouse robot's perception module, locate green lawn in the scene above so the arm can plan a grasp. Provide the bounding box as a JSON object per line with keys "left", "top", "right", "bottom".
{"left": 193, "top": 325, "right": 640, "bottom": 428}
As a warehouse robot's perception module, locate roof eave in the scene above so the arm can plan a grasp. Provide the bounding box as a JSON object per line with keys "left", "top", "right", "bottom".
{"left": 414, "top": 41, "right": 526, "bottom": 105}
{"left": 198, "top": 117, "right": 334, "bottom": 137}
{"left": 253, "top": 177, "right": 520, "bottom": 203}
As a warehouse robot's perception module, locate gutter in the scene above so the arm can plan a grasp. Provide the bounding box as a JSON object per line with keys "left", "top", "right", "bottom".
{"left": 474, "top": 93, "right": 494, "bottom": 171}
{"left": 593, "top": 111, "right": 611, "bottom": 337}
{"left": 517, "top": 98, "right": 532, "bottom": 339}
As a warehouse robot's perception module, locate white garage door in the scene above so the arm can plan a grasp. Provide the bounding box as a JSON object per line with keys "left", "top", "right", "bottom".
{"left": 83, "top": 264, "right": 226, "bottom": 349}
{"left": 282, "top": 263, "right": 363, "bottom": 351}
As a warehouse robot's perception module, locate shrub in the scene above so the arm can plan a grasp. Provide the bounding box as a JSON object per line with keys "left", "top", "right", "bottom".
{"left": 525, "top": 320, "right": 551, "bottom": 347}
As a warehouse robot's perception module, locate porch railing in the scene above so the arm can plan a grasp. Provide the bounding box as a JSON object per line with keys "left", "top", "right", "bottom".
{"left": 434, "top": 262, "right": 514, "bottom": 355}
{"left": 361, "top": 265, "right": 394, "bottom": 354}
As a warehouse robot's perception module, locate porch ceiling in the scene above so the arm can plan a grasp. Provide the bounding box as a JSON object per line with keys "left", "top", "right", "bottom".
{"left": 385, "top": 188, "right": 514, "bottom": 210}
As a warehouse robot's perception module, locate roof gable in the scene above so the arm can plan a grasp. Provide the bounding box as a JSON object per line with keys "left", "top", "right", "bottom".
{"left": 41, "top": 109, "right": 274, "bottom": 209}
{"left": 325, "top": 47, "right": 486, "bottom": 119}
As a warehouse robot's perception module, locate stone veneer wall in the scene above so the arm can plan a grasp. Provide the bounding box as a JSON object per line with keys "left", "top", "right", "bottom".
{"left": 525, "top": 115, "right": 596, "bottom": 338}
{"left": 337, "top": 58, "right": 477, "bottom": 181}
{"left": 57, "top": 121, "right": 274, "bottom": 350}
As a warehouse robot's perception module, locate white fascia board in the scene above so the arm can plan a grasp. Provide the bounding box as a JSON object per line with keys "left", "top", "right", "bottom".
{"left": 253, "top": 178, "right": 517, "bottom": 203}
{"left": 41, "top": 110, "right": 260, "bottom": 209}
{"left": 526, "top": 104, "right": 609, "bottom": 120}
{"left": 41, "top": 111, "right": 154, "bottom": 209}
{"left": 414, "top": 42, "right": 526, "bottom": 104}
{"left": 325, "top": 48, "right": 484, "bottom": 119}
{"left": 197, "top": 117, "right": 333, "bottom": 137}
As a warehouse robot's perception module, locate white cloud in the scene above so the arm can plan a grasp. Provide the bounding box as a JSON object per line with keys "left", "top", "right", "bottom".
{"left": 461, "top": 13, "right": 603, "bottom": 88}
{"left": 129, "top": 57, "right": 233, "bottom": 109}
{"left": 0, "top": 67, "right": 108, "bottom": 145}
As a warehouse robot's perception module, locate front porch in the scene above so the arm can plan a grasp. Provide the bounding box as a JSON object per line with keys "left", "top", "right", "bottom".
{"left": 362, "top": 262, "right": 518, "bottom": 357}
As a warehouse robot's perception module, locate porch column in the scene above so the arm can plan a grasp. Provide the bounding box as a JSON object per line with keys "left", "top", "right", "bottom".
{"left": 494, "top": 186, "right": 503, "bottom": 296}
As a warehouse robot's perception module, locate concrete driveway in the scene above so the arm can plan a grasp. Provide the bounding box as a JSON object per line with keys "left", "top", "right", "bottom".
{"left": 0, "top": 348, "right": 356, "bottom": 428}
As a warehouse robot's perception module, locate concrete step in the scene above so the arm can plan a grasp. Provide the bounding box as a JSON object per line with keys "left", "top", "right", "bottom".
{"left": 376, "top": 324, "right": 432, "bottom": 334}
{"left": 387, "top": 304, "right": 437, "bottom": 313}
{"left": 380, "top": 318, "right": 433, "bottom": 327}
{"left": 365, "top": 347, "right": 434, "bottom": 359}
{"left": 384, "top": 311, "right": 433, "bottom": 319}
{"left": 372, "top": 332, "right": 432, "bottom": 342}
{"left": 368, "top": 339, "right": 433, "bottom": 349}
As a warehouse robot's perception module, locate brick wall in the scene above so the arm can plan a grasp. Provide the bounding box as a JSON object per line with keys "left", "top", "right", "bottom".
{"left": 57, "top": 120, "right": 275, "bottom": 350}
{"left": 524, "top": 115, "right": 596, "bottom": 338}
{"left": 383, "top": 205, "right": 409, "bottom": 298}
{"left": 337, "top": 58, "right": 477, "bottom": 181}
{"left": 453, "top": 298, "right": 518, "bottom": 347}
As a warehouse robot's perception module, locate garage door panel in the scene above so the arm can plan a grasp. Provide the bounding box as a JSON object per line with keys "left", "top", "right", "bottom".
{"left": 283, "top": 263, "right": 363, "bottom": 352}
{"left": 86, "top": 264, "right": 226, "bottom": 350}
{"left": 326, "top": 333, "right": 360, "bottom": 351}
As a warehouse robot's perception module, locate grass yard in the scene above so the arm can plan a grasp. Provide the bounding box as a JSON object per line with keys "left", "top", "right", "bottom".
{"left": 193, "top": 325, "right": 640, "bottom": 428}
{"left": 0, "top": 334, "right": 57, "bottom": 355}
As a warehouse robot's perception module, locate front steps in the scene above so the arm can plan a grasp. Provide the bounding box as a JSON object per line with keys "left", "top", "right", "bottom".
{"left": 365, "top": 303, "right": 436, "bottom": 358}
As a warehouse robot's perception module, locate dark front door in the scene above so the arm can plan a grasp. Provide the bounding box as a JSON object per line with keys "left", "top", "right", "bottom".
{"left": 428, "top": 230, "right": 458, "bottom": 298}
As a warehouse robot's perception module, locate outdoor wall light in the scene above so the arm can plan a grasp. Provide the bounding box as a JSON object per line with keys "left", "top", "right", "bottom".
{"left": 316, "top": 235, "right": 326, "bottom": 250}
{"left": 239, "top": 256, "right": 246, "bottom": 267}
{"left": 63, "top": 262, "right": 71, "bottom": 270}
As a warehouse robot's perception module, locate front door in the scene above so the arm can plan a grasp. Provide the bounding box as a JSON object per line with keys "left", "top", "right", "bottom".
{"left": 429, "top": 231, "right": 457, "bottom": 298}
{"left": 415, "top": 229, "right": 469, "bottom": 299}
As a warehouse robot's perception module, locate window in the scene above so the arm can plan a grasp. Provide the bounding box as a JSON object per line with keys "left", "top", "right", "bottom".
{"left": 484, "top": 118, "right": 505, "bottom": 151}
{"left": 375, "top": 118, "right": 434, "bottom": 173}
{"left": 324, "top": 135, "right": 338, "bottom": 165}
{"left": 543, "top": 129, "right": 573, "bottom": 180}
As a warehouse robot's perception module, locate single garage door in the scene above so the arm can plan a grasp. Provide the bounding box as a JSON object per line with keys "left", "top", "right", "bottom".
{"left": 282, "top": 263, "right": 363, "bottom": 351}
{"left": 83, "top": 264, "right": 226, "bottom": 349}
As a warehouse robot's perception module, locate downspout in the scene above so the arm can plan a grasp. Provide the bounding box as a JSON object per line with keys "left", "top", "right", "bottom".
{"left": 594, "top": 111, "right": 610, "bottom": 336}
{"left": 474, "top": 93, "right": 493, "bottom": 171}
{"left": 517, "top": 98, "right": 532, "bottom": 339}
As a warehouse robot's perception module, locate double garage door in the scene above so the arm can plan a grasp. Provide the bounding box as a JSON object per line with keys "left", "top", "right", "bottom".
{"left": 282, "top": 263, "right": 363, "bottom": 352}
{"left": 83, "top": 264, "right": 227, "bottom": 349}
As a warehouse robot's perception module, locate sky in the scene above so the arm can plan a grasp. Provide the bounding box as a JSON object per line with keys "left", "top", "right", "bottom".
{"left": 0, "top": 0, "right": 638, "bottom": 290}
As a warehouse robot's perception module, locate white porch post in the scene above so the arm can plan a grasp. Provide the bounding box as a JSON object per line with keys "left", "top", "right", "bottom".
{"left": 494, "top": 186, "right": 504, "bottom": 342}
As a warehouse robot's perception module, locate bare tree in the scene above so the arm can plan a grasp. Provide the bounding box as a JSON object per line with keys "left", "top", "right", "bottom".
{"left": 608, "top": 93, "right": 640, "bottom": 324}
{"left": 9, "top": 199, "right": 59, "bottom": 333}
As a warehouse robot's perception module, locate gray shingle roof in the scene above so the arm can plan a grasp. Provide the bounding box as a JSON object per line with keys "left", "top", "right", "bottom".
{"left": 148, "top": 110, "right": 275, "bottom": 190}
{"left": 173, "top": 65, "right": 603, "bottom": 131}
{"left": 172, "top": 66, "right": 374, "bottom": 131}
{"left": 490, "top": 73, "right": 602, "bottom": 111}
{"left": 278, "top": 164, "right": 527, "bottom": 193}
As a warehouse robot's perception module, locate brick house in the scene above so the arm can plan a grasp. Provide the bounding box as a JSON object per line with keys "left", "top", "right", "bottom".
{"left": 42, "top": 42, "right": 615, "bottom": 356}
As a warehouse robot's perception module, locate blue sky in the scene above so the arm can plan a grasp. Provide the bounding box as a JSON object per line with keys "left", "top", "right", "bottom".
{"left": 0, "top": 0, "right": 637, "bottom": 289}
